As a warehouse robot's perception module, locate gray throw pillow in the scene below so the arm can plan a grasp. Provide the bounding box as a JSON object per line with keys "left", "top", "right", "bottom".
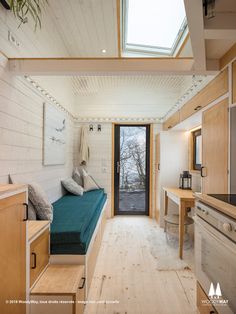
{"left": 82, "top": 169, "right": 99, "bottom": 192}
{"left": 72, "top": 168, "right": 83, "bottom": 186}
{"left": 28, "top": 200, "right": 37, "bottom": 220}
{"left": 61, "top": 178, "right": 84, "bottom": 196}
{"left": 28, "top": 182, "right": 53, "bottom": 222}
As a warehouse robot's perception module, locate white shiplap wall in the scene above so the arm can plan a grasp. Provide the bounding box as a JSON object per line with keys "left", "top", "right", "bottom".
{"left": 74, "top": 123, "right": 112, "bottom": 217}
{"left": 0, "top": 61, "right": 74, "bottom": 202}
{"left": 74, "top": 122, "right": 162, "bottom": 218}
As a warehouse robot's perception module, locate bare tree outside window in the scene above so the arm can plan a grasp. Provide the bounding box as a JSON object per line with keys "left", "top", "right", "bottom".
{"left": 119, "top": 126, "right": 146, "bottom": 211}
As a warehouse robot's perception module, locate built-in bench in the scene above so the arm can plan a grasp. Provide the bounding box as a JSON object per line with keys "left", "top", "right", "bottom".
{"left": 50, "top": 189, "right": 107, "bottom": 297}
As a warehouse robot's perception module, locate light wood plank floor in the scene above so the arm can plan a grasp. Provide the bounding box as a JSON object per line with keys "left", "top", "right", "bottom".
{"left": 86, "top": 216, "right": 197, "bottom": 314}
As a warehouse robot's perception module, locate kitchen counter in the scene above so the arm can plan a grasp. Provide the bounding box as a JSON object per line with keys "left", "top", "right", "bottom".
{"left": 0, "top": 184, "right": 27, "bottom": 199}
{"left": 194, "top": 192, "right": 236, "bottom": 220}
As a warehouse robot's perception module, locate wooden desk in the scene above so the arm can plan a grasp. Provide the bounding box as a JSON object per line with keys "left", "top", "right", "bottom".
{"left": 163, "top": 187, "right": 195, "bottom": 259}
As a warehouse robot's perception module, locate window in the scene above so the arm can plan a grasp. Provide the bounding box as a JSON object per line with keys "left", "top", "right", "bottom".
{"left": 123, "top": 0, "right": 187, "bottom": 56}
{"left": 192, "top": 129, "right": 202, "bottom": 171}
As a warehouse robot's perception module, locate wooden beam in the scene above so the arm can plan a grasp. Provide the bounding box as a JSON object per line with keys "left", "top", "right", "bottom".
{"left": 184, "top": 0, "right": 206, "bottom": 71}
{"left": 220, "top": 43, "right": 236, "bottom": 69}
{"left": 8, "top": 57, "right": 219, "bottom": 76}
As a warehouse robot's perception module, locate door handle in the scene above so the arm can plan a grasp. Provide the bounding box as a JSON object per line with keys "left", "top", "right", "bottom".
{"left": 158, "top": 163, "right": 160, "bottom": 171}
{"left": 200, "top": 166, "right": 207, "bottom": 177}
{"left": 79, "top": 277, "right": 86, "bottom": 289}
{"left": 117, "top": 161, "right": 120, "bottom": 174}
{"left": 23, "top": 203, "right": 28, "bottom": 221}
{"left": 31, "top": 252, "right": 37, "bottom": 269}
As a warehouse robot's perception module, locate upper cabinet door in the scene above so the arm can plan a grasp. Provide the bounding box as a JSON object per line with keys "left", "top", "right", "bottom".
{"left": 202, "top": 99, "right": 229, "bottom": 194}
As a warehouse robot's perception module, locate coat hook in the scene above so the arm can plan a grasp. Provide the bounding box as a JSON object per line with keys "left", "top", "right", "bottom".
{"left": 97, "top": 124, "right": 102, "bottom": 132}
{"left": 89, "top": 124, "right": 94, "bottom": 131}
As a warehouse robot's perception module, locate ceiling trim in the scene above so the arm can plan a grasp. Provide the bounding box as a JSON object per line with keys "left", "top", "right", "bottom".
{"left": 75, "top": 116, "right": 161, "bottom": 123}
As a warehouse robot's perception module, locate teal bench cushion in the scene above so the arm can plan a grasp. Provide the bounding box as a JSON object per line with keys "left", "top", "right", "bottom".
{"left": 50, "top": 189, "right": 107, "bottom": 255}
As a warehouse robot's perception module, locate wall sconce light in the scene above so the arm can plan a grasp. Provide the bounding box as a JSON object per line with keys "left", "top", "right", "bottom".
{"left": 97, "top": 124, "right": 102, "bottom": 132}
{"left": 89, "top": 124, "right": 94, "bottom": 131}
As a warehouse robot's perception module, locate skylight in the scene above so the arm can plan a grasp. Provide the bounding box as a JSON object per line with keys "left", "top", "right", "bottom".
{"left": 124, "top": 0, "right": 187, "bottom": 56}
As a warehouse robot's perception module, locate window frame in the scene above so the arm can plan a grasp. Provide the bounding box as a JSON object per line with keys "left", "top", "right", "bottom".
{"left": 192, "top": 129, "right": 202, "bottom": 171}
{"left": 122, "top": 0, "right": 188, "bottom": 57}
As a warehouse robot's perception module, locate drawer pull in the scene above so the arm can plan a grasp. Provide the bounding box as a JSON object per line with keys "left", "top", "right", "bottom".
{"left": 23, "top": 203, "right": 28, "bottom": 221}
{"left": 79, "top": 277, "right": 86, "bottom": 289}
{"left": 194, "top": 105, "right": 202, "bottom": 111}
{"left": 31, "top": 252, "right": 37, "bottom": 269}
{"left": 200, "top": 166, "right": 207, "bottom": 178}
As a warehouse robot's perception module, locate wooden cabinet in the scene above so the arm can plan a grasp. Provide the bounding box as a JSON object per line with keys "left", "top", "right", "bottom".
{"left": 163, "top": 69, "right": 229, "bottom": 130}
{"left": 0, "top": 185, "right": 27, "bottom": 314}
{"left": 202, "top": 98, "right": 229, "bottom": 194}
{"left": 30, "top": 265, "right": 85, "bottom": 314}
{"left": 197, "top": 282, "right": 217, "bottom": 314}
{"left": 163, "top": 110, "right": 180, "bottom": 130}
{"left": 30, "top": 229, "right": 49, "bottom": 287}
{"left": 180, "top": 69, "right": 228, "bottom": 122}
{"left": 233, "top": 61, "right": 236, "bottom": 104}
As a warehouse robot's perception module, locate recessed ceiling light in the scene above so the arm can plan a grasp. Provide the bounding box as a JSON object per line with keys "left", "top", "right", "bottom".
{"left": 101, "top": 49, "right": 107, "bottom": 54}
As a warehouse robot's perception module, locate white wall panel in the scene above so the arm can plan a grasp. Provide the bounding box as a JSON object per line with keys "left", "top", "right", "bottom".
{"left": 0, "top": 64, "right": 74, "bottom": 203}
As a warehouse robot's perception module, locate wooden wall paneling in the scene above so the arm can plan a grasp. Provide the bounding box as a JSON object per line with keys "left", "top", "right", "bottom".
{"left": 233, "top": 61, "right": 236, "bottom": 104}
{"left": 202, "top": 98, "right": 229, "bottom": 194}
{"left": 180, "top": 68, "right": 229, "bottom": 122}
{"left": 163, "top": 110, "right": 180, "bottom": 130}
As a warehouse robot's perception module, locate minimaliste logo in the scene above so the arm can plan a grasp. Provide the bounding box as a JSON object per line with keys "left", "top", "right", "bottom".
{"left": 208, "top": 282, "right": 222, "bottom": 299}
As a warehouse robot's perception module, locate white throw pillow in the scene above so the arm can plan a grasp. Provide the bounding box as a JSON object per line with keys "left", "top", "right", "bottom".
{"left": 28, "top": 182, "right": 53, "bottom": 222}
{"left": 61, "top": 178, "right": 84, "bottom": 196}
{"left": 82, "top": 169, "right": 99, "bottom": 192}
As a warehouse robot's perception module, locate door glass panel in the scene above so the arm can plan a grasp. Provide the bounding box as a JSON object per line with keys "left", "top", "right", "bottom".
{"left": 119, "top": 126, "right": 147, "bottom": 213}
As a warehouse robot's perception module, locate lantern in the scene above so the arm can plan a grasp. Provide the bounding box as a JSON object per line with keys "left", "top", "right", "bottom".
{"left": 179, "top": 171, "right": 192, "bottom": 190}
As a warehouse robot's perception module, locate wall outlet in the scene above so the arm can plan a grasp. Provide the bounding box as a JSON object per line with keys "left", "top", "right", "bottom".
{"left": 102, "top": 167, "right": 107, "bottom": 173}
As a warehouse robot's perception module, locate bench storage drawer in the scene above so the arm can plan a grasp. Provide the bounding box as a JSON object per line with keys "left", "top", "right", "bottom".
{"left": 30, "top": 229, "right": 49, "bottom": 287}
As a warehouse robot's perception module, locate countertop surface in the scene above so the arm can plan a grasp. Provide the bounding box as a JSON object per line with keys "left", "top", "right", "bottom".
{"left": 194, "top": 192, "right": 236, "bottom": 220}
{"left": 0, "top": 184, "right": 27, "bottom": 198}
{"left": 163, "top": 187, "right": 195, "bottom": 200}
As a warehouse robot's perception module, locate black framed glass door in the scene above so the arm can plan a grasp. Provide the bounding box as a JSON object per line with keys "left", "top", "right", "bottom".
{"left": 114, "top": 124, "right": 150, "bottom": 215}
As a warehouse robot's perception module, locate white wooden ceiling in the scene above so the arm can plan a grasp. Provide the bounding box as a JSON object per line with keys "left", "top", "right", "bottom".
{"left": 32, "top": 74, "right": 208, "bottom": 119}
{"left": 0, "top": 0, "right": 118, "bottom": 57}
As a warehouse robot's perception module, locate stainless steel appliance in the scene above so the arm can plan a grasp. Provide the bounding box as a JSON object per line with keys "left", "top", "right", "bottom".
{"left": 195, "top": 199, "right": 236, "bottom": 314}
